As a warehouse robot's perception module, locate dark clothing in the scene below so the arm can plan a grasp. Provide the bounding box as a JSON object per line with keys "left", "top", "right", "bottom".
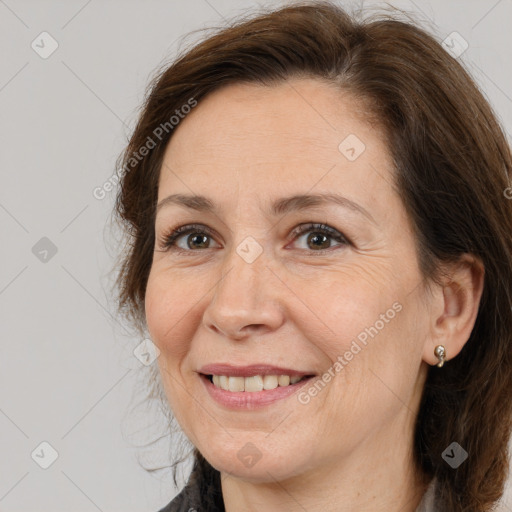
{"left": 157, "top": 459, "right": 225, "bottom": 512}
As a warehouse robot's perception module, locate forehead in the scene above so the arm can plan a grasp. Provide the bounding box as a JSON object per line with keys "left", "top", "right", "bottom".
{"left": 165, "top": 78, "right": 385, "bottom": 156}
{"left": 158, "top": 78, "right": 395, "bottom": 215}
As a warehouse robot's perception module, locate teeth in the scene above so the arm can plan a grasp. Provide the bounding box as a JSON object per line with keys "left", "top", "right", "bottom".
{"left": 228, "top": 376, "right": 245, "bottom": 392}
{"left": 210, "top": 374, "right": 307, "bottom": 391}
{"left": 262, "top": 375, "right": 278, "bottom": 390}
{"left": 278, "top": 375, "right": 290, "bottom": 386}
{"left": 245, "top": 375, "right": 263, "bottom": 392}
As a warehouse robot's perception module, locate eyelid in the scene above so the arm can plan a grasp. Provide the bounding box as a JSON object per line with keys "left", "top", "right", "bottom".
{"left": 288, "top": 222, "right": 349, "bottom": 243}
{"left": 157, "top": 223, "right": 219, "bottom": 251}
{"left": 157, "top": 222, "right": 351, "bottom": 253}
{"left": 286, "top": 222, "right": 351, "bottom": 253}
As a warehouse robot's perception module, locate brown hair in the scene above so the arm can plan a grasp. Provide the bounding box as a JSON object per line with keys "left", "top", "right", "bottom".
{"left": 111, "top": 1, "right": 512, "bottom": 510}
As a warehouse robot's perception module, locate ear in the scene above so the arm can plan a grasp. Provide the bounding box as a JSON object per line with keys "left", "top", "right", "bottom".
{"left": 422, "top": 254, "right": 485, "bottom": 366}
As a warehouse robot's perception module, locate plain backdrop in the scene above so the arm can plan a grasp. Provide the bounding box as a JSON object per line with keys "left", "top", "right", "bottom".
{"left": 1, "top": 1, "right": 511, "bottom": 511}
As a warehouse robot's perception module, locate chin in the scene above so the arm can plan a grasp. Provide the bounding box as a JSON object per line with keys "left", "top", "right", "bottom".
{"left": 199, "top": 439, "right": 315, "bottom": 484}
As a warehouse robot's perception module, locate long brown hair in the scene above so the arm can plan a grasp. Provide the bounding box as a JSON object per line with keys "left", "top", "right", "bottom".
{"left": 111, "top": 2, "right": 512, "bottom": 510}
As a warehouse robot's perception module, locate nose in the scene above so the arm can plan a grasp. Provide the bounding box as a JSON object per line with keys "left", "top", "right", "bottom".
{"left": 202, "top": 243, "right": 285, "bottom": 341}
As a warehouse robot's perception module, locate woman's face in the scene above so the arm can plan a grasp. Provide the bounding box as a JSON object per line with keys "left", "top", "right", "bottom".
{"left": 145, "top": 78, "right": 434, "bottom": 482}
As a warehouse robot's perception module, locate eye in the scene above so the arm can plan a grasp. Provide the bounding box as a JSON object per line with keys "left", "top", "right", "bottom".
{"left": 288, "top": 223, "right": 350, "bottom": 253}
{"left": 156, "top": 222, "right": 351, "bottom": 254}
{"left": 157, "top": 223, "right": 219, "bottom": 252}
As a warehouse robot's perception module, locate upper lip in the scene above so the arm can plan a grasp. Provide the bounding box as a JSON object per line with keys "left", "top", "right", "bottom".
{"left": 198, "top": 364, "right": 316, "bottom": 378}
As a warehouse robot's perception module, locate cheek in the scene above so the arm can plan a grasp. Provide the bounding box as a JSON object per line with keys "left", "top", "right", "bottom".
{"left": 298, "top": 269, "right": 420, "bottom": 402}
{"left": 144, "top": 272, "right": 201, "bottom": 427}
{"left": 297, "top": 267, "right": 397, "bottom": 358}
{"left": 144, "top": 270, "right": 198, "bottom": 358}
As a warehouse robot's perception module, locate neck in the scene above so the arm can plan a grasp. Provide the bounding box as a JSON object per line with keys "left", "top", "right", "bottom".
{"left": 220, "top": 411, "right": 431, "bottom": 512}
{"left": 221, "top": 456, "right": 429, "bottom": 512}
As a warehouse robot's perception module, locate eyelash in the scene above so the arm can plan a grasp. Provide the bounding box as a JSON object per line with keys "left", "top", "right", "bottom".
{"left": 157, "top": 222, "right": 351, "bottom": 255}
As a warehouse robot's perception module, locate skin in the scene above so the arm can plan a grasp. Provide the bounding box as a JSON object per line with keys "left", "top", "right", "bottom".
{"left": 145, "top": 78, "right": 484, "bottom": 512}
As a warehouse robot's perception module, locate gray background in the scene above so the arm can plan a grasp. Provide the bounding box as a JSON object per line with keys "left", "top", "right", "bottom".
{"left": 1, "top": 0, "right": 511, "bottom": 511}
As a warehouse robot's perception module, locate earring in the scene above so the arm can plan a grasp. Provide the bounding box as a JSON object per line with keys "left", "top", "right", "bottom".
{"left": 434, "top": 345, "right": 446, "bottom": 367}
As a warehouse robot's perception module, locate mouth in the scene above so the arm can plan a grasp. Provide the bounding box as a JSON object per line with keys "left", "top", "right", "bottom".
{"left": 201, "top": 373, "right": 315, "bottom": 392}
{"left": 197, "top": 363, "right": 317, "bottom": 408}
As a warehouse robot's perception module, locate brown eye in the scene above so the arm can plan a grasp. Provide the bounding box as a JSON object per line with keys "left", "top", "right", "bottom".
{"left": 157, "top": 222, "right": 350, "bottom": 255}
{"left": 290, "top": 223, "right": 350, "bottom": 252}
{"left": 185, "top": 233, "right": 210, "bottom": 249}
{"left": 305, "top": 232, "right": 331, "bottom": 250}
{"left": 158, "top": 224, "right": 219, "bottom": 252}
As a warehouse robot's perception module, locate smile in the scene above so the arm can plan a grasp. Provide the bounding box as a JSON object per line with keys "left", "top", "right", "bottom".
{"left": 199, "top": 373, "right": 316, "bottom": 409}
{"left": 207, "top": 374, "right": 309, "bottom": 391}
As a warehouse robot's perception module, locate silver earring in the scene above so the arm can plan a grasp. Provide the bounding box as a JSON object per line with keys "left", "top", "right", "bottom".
{"left": 434, "top": 345, "right": 446, "bottom": 367}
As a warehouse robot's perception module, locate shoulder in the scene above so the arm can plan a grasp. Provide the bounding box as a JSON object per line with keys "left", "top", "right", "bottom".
{"left": 415, "top": 477, "right": 437, "bottom": 512}
{"left": 155, "top": 488, "right": 186, "bottom": 512}
{"left": 155, "top": 485, "right": 193, "bottom": 512}
{"left": 155, "top": 467, "right": 224, "bottom": 512}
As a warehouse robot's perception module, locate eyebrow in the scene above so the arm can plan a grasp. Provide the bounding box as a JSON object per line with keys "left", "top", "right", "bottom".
{"left": 156, "top": 192, "right": 377, "bottom": 225}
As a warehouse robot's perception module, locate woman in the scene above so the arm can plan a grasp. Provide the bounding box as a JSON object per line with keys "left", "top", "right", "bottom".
{"left": 111, "top": 2, "right": 512, "bottom": 511}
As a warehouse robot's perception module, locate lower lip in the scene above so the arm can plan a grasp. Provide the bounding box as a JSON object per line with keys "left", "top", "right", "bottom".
{"left": 200, "top": 374, "right": 315, "bottom": 409}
